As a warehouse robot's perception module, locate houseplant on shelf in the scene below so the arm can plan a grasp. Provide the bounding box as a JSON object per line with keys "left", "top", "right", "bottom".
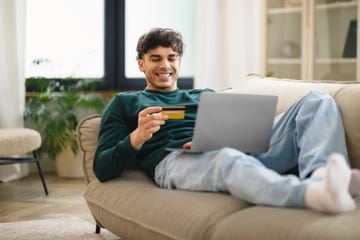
{"left": 24, "top": 77, "right": 108, "bottom": 178}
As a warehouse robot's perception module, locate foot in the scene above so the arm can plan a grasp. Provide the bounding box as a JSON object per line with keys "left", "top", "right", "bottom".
{"left": 311, "top": 159, "right": 360, "bottom": 197}
{"left": 305, "top": 153, "right": 356, "bottom": 214}
{"left": 311, "top": 166, "right": 326, "bottom": 179}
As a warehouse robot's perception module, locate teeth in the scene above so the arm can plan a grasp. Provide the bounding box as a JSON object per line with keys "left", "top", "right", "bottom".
{"left": 158, "top": 73, "right": 171, "bottom": 77}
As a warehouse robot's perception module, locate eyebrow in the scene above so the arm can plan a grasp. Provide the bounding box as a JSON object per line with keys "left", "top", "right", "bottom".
{"left": 149, "top": 53, "right": 178, "bottom": 58}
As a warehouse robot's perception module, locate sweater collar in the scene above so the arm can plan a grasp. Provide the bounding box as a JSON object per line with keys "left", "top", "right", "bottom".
{"left": 144, "top": 88, "right": 180, "bottom": 96}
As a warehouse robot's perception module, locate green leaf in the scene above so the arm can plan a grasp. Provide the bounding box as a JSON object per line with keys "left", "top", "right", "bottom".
{"left": 24, "top": 78, "right": 108, "bottom": 159}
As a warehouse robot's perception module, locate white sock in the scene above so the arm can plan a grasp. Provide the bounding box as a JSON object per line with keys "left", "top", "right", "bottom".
{"left": 305, "top": 153, "right": 356, "bottom": 214}
{"left": 311, "top": 158, "right": 360, "bottom": 197}
{"left": 311, "top": 166, "right": 326, "bottom": 179}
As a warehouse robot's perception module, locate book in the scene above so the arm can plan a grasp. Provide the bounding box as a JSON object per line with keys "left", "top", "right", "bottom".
{"left": 343, "top": 20, "right": 357, "bottom": 58}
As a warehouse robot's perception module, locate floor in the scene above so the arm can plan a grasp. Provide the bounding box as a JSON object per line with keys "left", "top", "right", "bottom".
{"left": 0, "top": 173, "right": 94, "bottom": 224}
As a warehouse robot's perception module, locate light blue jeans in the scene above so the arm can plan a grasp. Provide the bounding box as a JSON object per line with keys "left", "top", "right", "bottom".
{"left": 154, "top": 91, "right": 349, "bottom": 208}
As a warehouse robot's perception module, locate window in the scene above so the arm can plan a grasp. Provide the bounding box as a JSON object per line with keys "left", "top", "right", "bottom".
{"left": 25, "top": 0, "right": 194, "bottom": 91}
{"left": 25, "top": 0, "right": 104, "bottom": 79}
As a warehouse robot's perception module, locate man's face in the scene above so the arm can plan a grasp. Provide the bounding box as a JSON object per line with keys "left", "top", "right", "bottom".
{"left": 138, "top": 46, "right": 182, "bottom": 92}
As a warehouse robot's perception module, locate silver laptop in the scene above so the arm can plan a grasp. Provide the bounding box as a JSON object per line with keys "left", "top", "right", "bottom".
{"left": 167, "top": 92, "right": 278, "bottom": 153}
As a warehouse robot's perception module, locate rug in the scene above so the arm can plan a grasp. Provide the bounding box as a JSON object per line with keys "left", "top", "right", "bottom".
{"left": 0, "top": 216, "right": 120, "bottom": 240}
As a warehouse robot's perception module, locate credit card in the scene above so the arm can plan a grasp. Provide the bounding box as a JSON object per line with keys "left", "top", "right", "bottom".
{"left": 161, "top": 106, "right": 186, "bottom": 119}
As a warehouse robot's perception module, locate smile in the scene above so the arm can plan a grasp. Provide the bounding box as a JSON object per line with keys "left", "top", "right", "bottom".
{"left": 156, "top": 73, "right": 172, "bottom": 78}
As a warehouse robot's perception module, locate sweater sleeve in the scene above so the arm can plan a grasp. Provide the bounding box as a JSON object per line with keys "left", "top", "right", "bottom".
{"left": 93, "top": 95, "right": 138, "bottom": 182}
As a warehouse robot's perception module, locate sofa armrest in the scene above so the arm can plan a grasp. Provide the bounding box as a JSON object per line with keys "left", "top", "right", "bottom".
{"left": 76, "top": 114, "right": 102, "bottom": 184}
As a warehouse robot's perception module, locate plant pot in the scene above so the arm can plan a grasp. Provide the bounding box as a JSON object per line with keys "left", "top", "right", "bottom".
{"left": 55, "top": 146, "right": 84, "bottom": 178}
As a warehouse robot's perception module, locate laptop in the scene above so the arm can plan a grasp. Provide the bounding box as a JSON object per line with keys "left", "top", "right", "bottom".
{"left": 166, "top": 92, "right": 278, "bottom": 153}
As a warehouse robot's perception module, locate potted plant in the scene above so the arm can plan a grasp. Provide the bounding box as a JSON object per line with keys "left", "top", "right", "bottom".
{"left": 24, "top": 77, "right": 108, "bottom": 178}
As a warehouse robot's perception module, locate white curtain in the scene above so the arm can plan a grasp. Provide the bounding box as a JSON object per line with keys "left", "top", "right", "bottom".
{"left": 0, "top": 0, "right": 28, "bottom": 182}
{"left": 194, "top": 0, "right": 264, "bottom": 90}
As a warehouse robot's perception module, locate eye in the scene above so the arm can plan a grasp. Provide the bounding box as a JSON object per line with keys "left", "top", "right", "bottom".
{"left": 150, "top": 56, "right": 160, "bottom": 62}
{"left": 168, "top": 54, "right": 178, "bottom": 61}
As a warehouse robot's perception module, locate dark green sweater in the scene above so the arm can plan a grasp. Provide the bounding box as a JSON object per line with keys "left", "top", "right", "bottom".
{"left": 94, "top": 88, "right": 214, "bottom": 182}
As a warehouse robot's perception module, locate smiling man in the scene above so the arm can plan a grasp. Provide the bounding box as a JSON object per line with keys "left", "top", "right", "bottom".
{"left": 94, "top": 28, "right": 360, "bottom": 214}
{"left": 95, "top": 28, "right": 210, "bottom": 177}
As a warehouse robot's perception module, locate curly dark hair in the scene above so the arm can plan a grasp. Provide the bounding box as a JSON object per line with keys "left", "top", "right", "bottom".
{"left": 136, "top": 28, "right": 185, "bottom": 60}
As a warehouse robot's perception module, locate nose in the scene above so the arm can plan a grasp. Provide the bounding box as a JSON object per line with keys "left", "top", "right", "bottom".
{"left": 160, "top": 59, "right": 170, "bottom": 68}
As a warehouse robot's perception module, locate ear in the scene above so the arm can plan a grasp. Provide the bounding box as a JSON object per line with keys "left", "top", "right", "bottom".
{"left": 138, "top": 59, "right": 145, "bottom": 73}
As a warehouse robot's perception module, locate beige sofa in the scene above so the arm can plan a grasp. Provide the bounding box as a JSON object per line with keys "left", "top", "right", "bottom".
{"left": 76, "top": 76, "right": 360, "bottom": 240}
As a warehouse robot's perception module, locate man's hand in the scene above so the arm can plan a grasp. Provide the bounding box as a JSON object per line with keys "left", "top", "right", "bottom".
{"left": 130, "top": 106, "right": 168, "bottom": 149}
{"left": 183, "top": 141, "right": 192, "bottom": 149}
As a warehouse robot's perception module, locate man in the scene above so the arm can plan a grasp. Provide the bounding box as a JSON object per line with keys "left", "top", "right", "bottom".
{"left": 94, "top": 28, "right": 360, "bottom": 214}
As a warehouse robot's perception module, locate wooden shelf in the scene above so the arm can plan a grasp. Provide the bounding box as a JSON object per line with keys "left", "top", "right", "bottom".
{"left": 267, "top": 58, "right": 301, "bottom": 64}
{"left": 268, "top": 7, "right": 302, "bottom": 15}
{"left": 316, "top": 1, "right": 357, "bottom": 11}
{"left": 264, "top": 0, "right": 359, "bottom": 80}
{"left": 315, "top": 58, "right": 357, "bottom": 64}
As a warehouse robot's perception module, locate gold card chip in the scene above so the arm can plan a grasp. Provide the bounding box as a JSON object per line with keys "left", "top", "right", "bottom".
{"left": 161, "top": 106, "right": 186, "bottom": 119}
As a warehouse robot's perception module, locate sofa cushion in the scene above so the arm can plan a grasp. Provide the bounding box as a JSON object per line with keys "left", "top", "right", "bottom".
{"left": 210, "top": 199, "right": 360, "bottom": 240}
{"left": 83, "top": 170, "right": 251, "bottom": 240}
{"left": 227, "top": 76, "right": 360, "bottom": 168}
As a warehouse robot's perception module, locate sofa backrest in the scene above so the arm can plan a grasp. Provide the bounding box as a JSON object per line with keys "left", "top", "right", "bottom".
{"left": 76, "top": 76, "right": 360, "bottom": 184}
{"left": 227, "top": 75, "right": 360, "bottom": 169}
